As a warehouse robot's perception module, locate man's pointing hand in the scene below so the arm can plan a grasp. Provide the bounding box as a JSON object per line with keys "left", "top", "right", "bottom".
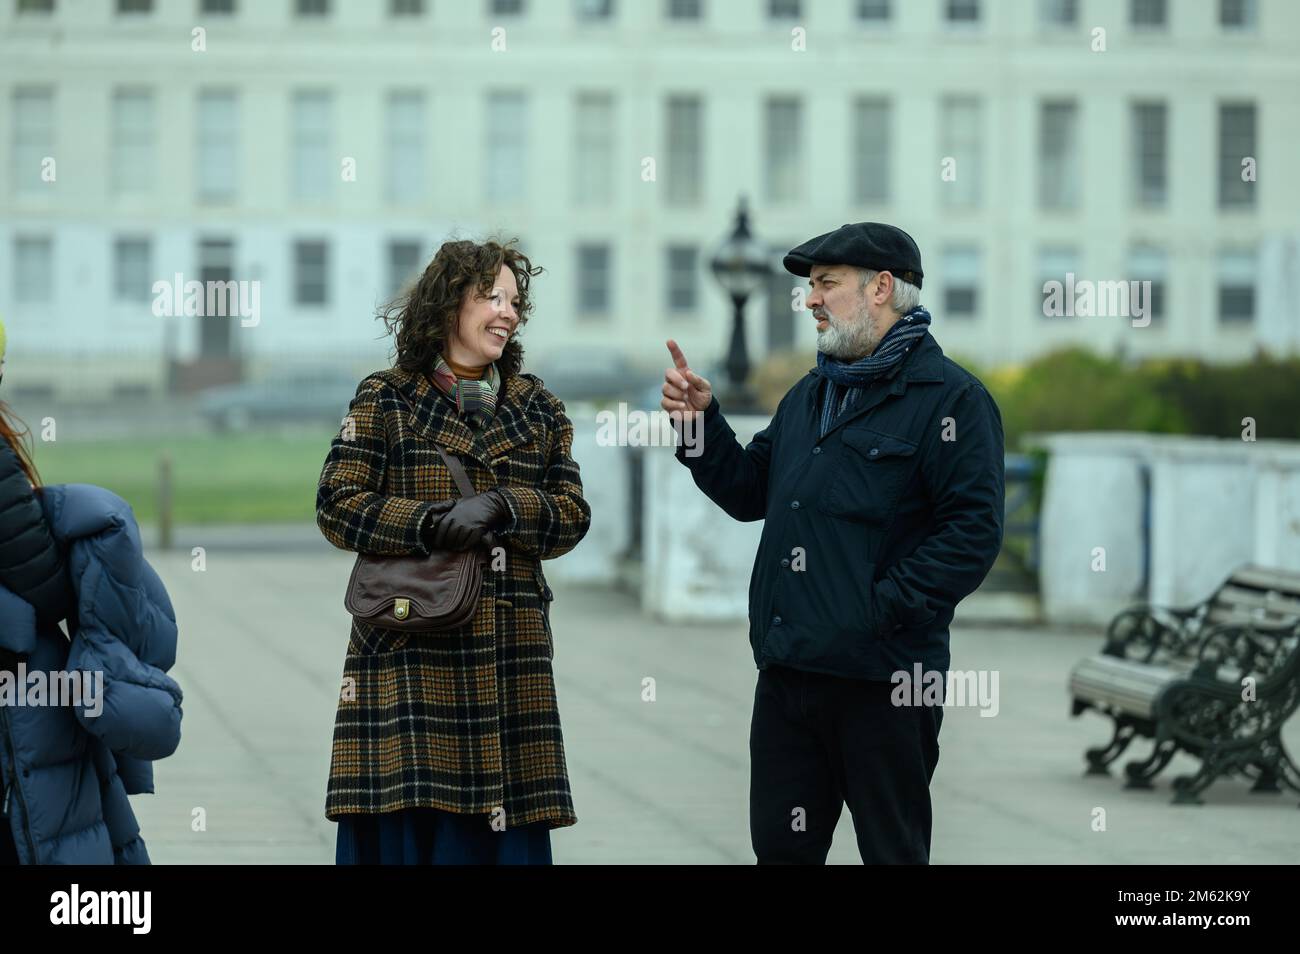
{"left": 662, "top": 339, "right": 713, "bottom": 423}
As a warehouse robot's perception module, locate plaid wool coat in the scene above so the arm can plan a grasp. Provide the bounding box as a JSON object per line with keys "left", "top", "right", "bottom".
{"left": 316, "top": 365, "right": 591, "bottom": 829}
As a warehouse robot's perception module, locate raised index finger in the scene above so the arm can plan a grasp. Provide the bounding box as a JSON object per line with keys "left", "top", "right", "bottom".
{"left": 666, "top": 339, "right": 690, "bottom": 372}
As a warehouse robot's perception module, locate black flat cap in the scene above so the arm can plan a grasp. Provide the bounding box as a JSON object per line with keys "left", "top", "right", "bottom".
{"left": 783, "top": 221, "right": 924, "bottom": 288}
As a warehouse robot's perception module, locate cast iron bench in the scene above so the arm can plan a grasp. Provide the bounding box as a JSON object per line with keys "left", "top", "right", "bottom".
{"left": 1069, "top": 564, "right": 1300, "bottom": 804}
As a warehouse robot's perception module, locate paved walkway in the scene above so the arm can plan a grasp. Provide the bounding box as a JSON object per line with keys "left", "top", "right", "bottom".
{"left": 130, "top": 548, "right": 1300, "bottom": 864}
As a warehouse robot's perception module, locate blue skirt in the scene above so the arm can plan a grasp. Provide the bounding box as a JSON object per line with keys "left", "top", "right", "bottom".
{"left": 335, "top": 808, "right": 553, "bottom": 866}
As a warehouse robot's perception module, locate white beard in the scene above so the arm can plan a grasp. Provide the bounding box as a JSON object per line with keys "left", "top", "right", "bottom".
{"left": 815, "top": 301, "right": 880, "bottom": 360}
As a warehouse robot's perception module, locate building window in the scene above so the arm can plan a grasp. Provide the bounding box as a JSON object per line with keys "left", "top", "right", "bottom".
{"left": 296, "top": 0, "right": 329, "bottom": 15}
{"left": 201, "top": 0, "right": 235, "bottom": 13}
{"left": 1038, "top": 99, "right": 1078, "bottom": 210}
{"left": 489, "top": 0, "right": 523, "bottom": 14}
{"left": 1220, "top": 0, "right": 1257, "bottom": 29}
{"left": 855, "top": 0, "right": 889, "bottom": 23}
{"left": 665, "top": 95, "right": 703, "bottom": 207}
{"left": 13, "top": 237, "right": 53, "bottom": 303}
{"left": 113, "top": 237, "right": 152, "bottom": 303}
{"left": 291, "top": 90, "right": 334, "bottom": 202}
{"left": 666, "top": 0, "right": 701, "bottom": 20}
{"left": 1218, "top": 102, "right": 1256, "bottom": 209}
{"left": 1130, "top": 0, "right": 1167, "bottom": 29}
{"left": 387, "top": 240, "right": 423, "bottom": 298}
{"left": 575, "top": 0, "right": 614, "bottom": 20}
{"left": 941, "top": 246, "right": 980, "bottom": 319}
{"left": 386, "top": 91, "right": 426, "bottom": 203}
{"left": 768, "top": 0, "right": 799, "bottom": 18}
{"left": 1217, "top": 249, "right": 1255, "bottom": 323}
{"left": 485, "top": 91, "right": 528, "bottom": 203}
{"left": 576, "top": 243, "right": 611, "bottom": 317}
{"left": 390, "top": 0, "right": 424, "bottom": 14}
{"left": 665, "top": 245, "right": 698, "bottom": 314}
{"left": 766, "top": 253, "right": 797, "bottom": 351}
{"left": 574, "top": 92, "right": 615, "bottom": 207}
{"left": 1131, "top": 101, "right": 1167, "bottom": 207}
{"left": 197, "top": 90, "right": 238, "bottom": 202}
{"left": 939, "top": 96, "right": 981, "bottom": 208}
{"left": 1039, "top": 0, "right": 1077, "bottom": 27}
{"left": 197, "top": 239, "right": 235, "bottom": 357}
{"left": 116, "top": 0, "right": 152, "bottom": 13}
{"left": 1129, "top": 246, "right": 1166, "bottom": 325}
{"left": 17, "top": 0, "right": 56, "bottom": 13}
{"left": 1037, "top": 246, "right": 1079, "bottom": 317}
{"left": 294, "top": 240, "right": 330, "bottom": 306}
{"left": 764, "top": 96, "right": 803, "bottom": 203}
{"left": 944, "top": 0, "right": 979, "bottom": 26}
{"left": 111, "top": 88, "right": 155, "bottom": 196}
{"left": 10, "top": 87, "right": 53, "bottom": 196}
{"left": 852, "top": 97, "right": 890, "bottom": 204}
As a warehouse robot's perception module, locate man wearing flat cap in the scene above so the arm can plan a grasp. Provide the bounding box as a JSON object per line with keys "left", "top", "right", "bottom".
{"left": 662, "top": 221, "right": 1004, "bottom": 864}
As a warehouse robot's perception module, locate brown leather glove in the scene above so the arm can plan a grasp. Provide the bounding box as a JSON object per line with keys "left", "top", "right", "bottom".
{"left": 423, "top": 490, "right": 511, "bottom": 551}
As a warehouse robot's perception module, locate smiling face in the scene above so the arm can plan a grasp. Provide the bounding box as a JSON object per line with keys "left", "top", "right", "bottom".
{"left": 444, "top": 264, "right": 520, "bottom": 370}
{"left": 806, "top": 264, "right": 898, "bottom": 360}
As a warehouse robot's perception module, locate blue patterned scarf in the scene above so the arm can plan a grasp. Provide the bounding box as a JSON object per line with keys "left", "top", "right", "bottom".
{"left": 813, "top": 305, "right": 932, "bottom": 438}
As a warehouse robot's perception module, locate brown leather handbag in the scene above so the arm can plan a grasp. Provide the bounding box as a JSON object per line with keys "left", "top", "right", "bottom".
{"left": 344, "top": 442, "right": 490, "bottom": 633}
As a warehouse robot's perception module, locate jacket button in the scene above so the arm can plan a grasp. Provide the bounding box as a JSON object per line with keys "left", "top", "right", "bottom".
{"left": 790, "top": 500, "right": 800, "bottom": 509}
{"left": 812, "top": 447, "right": 822, "bottom": 455}
{"left": 772, "top": 616, "right": 782, "bottom": 626}
{"left": 869, "top": 448, "right": 879, "bottom": 457}
{"left": 780, "top": 558, "right": 790, "bottom": 568}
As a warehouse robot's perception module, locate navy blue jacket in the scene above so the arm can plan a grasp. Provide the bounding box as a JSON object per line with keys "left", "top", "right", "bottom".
{"left": 0, "top": 448, "right": 181, "bottom": 864}
{"left": 675, "top": 330, "right": 1005, "bottom": 680}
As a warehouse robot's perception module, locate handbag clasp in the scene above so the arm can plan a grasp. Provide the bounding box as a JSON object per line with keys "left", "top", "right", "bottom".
{"left": 393, "top": 598, "right": 410, "bottom": 620}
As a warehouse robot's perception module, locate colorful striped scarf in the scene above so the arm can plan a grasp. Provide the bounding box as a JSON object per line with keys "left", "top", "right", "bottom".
{"left": 430, "top": 354, "right": 500, "bottom": 432}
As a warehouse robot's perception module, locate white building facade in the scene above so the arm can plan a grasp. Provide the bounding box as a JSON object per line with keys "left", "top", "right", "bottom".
{"left": 1, "top": 0, "right": 1297, "bottom": 399}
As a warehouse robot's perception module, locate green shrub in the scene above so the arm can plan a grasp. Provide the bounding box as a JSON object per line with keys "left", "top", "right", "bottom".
{"left": 1148, "top": 352, "right": 1300, "bottom": 440}
{"left": 992, "top": 348, "right": 1188, "bottom": 450}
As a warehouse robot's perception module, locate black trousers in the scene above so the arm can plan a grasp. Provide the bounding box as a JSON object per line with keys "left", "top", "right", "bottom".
{"left": 749, "top": 665, "right": 942, "bottom": 864}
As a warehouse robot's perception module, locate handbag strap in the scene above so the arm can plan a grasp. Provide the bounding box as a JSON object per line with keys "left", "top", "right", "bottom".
{"left": 389, "top": 376, "right": 479, "bottom": 500}
{"left": 433, "top": 445, "right": 476, "bottom": 499}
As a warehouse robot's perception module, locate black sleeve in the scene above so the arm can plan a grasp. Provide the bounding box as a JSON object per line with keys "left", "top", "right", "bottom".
{"left": 0, "top": 443, "right": 75, "bottom": 625}
{"left": 672, "top": 394, "right": 778, "bottom": 523}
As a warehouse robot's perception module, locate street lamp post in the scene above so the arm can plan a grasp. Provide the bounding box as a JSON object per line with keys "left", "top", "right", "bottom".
{"left": 709, "top": 196, "right": 773, "bottom": 415}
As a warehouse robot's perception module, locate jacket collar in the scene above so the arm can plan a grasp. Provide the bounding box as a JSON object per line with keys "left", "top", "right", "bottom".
{"left": 377, "top": 365, "right": 543, "bottom": 471}
{"left": 806, "top": 331, "right": 945, "bottom": 442}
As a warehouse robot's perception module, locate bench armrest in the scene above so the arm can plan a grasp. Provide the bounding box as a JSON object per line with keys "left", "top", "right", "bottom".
{"left": 1104, "top": 604, "right": 1206, "bottom": 663}
{"left": 1193, "top": 616, "right": 1300, "bottom": 683}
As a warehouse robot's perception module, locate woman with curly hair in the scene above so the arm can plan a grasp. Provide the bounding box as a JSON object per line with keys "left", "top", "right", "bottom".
{"left": 317, "top": 238, "right": 591, "bottom": 865}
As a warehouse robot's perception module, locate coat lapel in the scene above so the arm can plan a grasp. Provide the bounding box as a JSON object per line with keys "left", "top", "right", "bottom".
{"left": 382, "top": 366, "right": 541, "bottom": 470}
{"left": 477, "top": 374, "right": 544, "bottom": 465}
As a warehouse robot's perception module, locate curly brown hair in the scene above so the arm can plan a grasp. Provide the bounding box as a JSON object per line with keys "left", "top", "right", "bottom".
{"left": 379, "top": 238, "right": 543, "bottom": 383}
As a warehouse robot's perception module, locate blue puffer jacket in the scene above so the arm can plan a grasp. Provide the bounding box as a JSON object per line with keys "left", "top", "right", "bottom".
{"left": 0, "top": 480, "right": 182, "bottom": 864}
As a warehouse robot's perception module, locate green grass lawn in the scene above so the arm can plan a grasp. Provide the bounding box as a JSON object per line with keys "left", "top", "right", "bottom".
{"left": 32, "top": 430, "right": 338, "bottom": 525}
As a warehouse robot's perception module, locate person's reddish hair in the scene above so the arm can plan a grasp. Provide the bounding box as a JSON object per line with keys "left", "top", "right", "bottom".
{"left": 0, "top": 403, "right": 40, "bottom": 487}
